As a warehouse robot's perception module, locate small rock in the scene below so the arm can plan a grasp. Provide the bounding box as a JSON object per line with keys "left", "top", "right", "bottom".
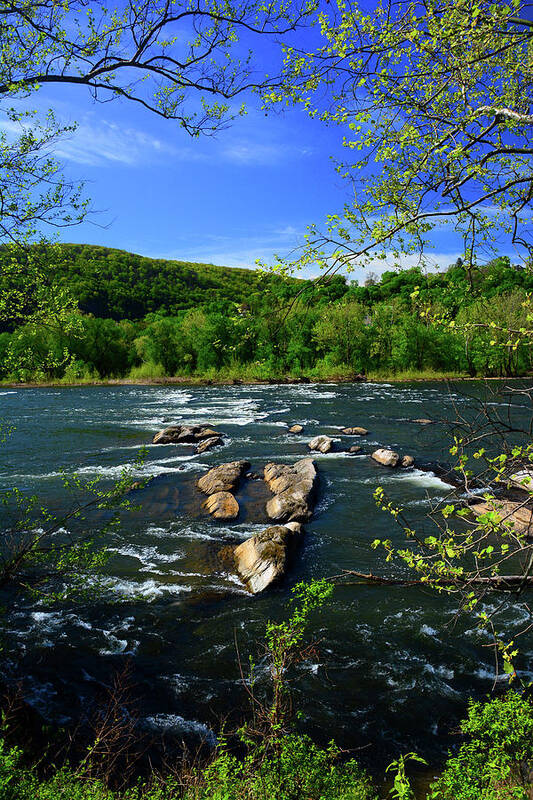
{"left": 195, "top": 436, "right": 223, "bottom": 454}
{"left": 234, "top": 525, "right": 300, "bottom": 593}
{"left": 348, "top": 445, "right": 362, "bottom": 454}
{"left": 197, "top": 460, "right": 250, "bottom": 495}
{"left": 412, "top": 418, "right": 433, "bottom": 425}
{"left": 371, "top": 448, "right": 400, "bottom": 467}
{"left": 203, "top": 491, "right": 239, "bottom": 520}
{"left": 308, "top": 435, "right": 333, "bottom": 454}
{"left": 401, "top": 455, "right": 415, "bottom": 468}
{"left": 288, "top": 424, "right": 304, "bottom": 434}
{"left": 341, "top": 426, "right": 369, "bottom": 436}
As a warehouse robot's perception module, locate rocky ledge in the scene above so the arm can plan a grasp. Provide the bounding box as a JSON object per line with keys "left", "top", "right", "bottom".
{"left": 153, "top": 424, "right": 222, "bottom": 445}
{"left": 264, "top": 458, "right": 318, "bottom": 523}
{"left": 197, "top": 460, "right": 250, "bottom": 495}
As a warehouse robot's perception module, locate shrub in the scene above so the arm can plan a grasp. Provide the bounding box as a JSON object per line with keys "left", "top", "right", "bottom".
{"left": 430, "top": 692, "right": 533, "bottom": 800}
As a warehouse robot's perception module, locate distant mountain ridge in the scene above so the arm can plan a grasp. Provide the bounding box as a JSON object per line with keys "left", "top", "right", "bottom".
{"left": 48, "top": 243, "right": 296, "bottom": 320}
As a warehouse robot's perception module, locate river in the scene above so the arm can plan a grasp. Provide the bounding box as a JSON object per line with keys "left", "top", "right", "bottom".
{"left": 1, "top": 380, "right": 531, "bottom": 772}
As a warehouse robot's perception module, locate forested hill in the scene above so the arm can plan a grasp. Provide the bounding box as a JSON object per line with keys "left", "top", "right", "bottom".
{"left": 2, "top": 245, "right": 533, "bottom": 382}
{"left": 38, "top": 243, "right": 309, "bottom": 320}
{"left": 37, "top": 244, "right": 533, "bottom": 322}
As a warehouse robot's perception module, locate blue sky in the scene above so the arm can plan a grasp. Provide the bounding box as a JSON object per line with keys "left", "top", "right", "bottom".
{"left": 13, "top": 56, "right": 483, "bottom": 281}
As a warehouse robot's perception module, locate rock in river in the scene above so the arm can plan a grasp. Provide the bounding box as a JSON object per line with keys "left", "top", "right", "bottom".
{"left": 197, "top": 460, "right": 250, "bottom": 495}
{"left": 288, "top": 424, "right": 304, "bottom": 434}
{"left": 401, "top": 455, "right": 415, "bottom": 468}
{"left": 203, "top": 491, "right": 239, "bottom": 521}
{"left": 153, "top": 424, "right": 222, "bottom": 444}
{"left": 195, "top": 436, "right": 223, "bottom": 454}
{"left": 234, "top": 525, "right": 301, "bottom": 594}
{"left": 471, "top": 498, "right": 533, "bottom": 536}
{"left": 264, "top": 458, "right": 317, "bottom": 522}
{"left": 371, "top": 448, "right": 400, "bottom": 467}
{"left": 341, "top": 426, "right": 369, "bottom": 436}
{"left": 308, "top": 435, "right": 333, "bottom": 454}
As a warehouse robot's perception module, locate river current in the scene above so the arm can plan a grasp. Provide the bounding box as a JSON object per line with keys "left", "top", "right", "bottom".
{"left": 1, "top": 381, "right": 532, "bottom": 767}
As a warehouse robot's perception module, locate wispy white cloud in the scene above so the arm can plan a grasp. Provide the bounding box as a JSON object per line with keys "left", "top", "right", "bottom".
{"left": 152, "top": 225, "right": 307, "bottom": 269}
{"left": 220, "top": 139, "right": 313, "bottom": 166}
{"left": 53, "top": 119, "right": 203, "bottom": 167}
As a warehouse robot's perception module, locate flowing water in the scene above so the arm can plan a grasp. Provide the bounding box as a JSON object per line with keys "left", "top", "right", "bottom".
{"left": 1, "top": 381, "right": 532, "bottom": 771}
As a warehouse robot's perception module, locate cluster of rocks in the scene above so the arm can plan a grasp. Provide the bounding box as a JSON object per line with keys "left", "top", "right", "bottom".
{"left": 233, "top": 458, "right": 317, "bottom": 593}
{"left": 197, "top": 460, "right": 250, "bottom": 521}
{"left": 192, "top": 455, "right": 319, "bottom": 594}
{"left": 153, "top": 424, "right": 224, "bottom": 454}
{"left": 150, "top": 419, "right": 418, "bottom": 596}
{"left": 304, "top": 425, "right": 368, "bottom": 456}
{"left": 371, "top": 448, "right": 414, "bottom": 468}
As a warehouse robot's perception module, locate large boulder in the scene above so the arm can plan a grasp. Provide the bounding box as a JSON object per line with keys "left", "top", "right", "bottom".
{"left": 153, "top": 424, "right": 222, "bottom": 444}
{"left": 203, "top": 491, "right": 239, "bottom": 520}
{"left": 371, "top": 448, "right": 400, "bottom": 467}
{"left": 195, "top": 436, "right": 223, "bottom": 454}
{"left": 197, "top": 460, "right": 250, "bottom": 495}
{"left": 308, "top": 435, "right": 333, "bottom": 454}
{"left": 264, "top": 458, "right": 317, "bottom": 523}
{"left": 234, "top": 525, "right": 301, "bottom": 594}
{"left": 341, "top": 426, "right": 369, "bottom": 436}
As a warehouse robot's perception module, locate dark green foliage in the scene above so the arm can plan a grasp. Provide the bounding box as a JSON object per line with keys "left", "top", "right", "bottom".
{"left": 1, "top": 246, "right": 532, "bottom": 381}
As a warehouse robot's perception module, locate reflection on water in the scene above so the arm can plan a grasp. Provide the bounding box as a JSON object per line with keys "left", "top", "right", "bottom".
{"left": 1, "top": 380, "right": 531, "bottom": 768}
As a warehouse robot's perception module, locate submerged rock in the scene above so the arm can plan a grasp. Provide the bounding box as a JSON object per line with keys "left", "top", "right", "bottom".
{"left": 203, "top": 491, "right": 239, "bottom": 520}
{"left": 308, "top": 435, "right": 333, "bottom": 454}
{"left": 197, "top": 460, "right": 250, "bottom": 495}
{"left": 341, "top": 426, "right": 369, "bottom": 436}
{"left": 471, "top": 498, "right": 533, "bottom": 536}
{"left": 234, "top": 525, "right": 301, "bottom": 594}
{"left": 371, "top": 448, "right": 400, "bottom": 467}
{"left": 264, "top": 458, "right": 317, "bottom": 523}
{"left": 195, "top": 436, "right": 223, "bottom": 454}
{"left": 153, "top": 424, "right": 222, "bottom": 445}
{"left": 288, "top": 424, "right": 304, "bottom": 434}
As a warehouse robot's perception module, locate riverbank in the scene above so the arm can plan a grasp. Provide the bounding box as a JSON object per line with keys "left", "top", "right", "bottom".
{"left": 2, "top": 368, "right": 511, "bottom": 390}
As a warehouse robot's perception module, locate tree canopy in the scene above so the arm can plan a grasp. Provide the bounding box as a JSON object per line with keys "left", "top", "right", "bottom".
{"left": 268, "top": 0, "right": 533, "bottom": 278}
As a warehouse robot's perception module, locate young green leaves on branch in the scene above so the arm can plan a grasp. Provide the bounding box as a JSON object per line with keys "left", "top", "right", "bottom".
{"left": 268, "top": 0, "right": 533, "bottom": 276}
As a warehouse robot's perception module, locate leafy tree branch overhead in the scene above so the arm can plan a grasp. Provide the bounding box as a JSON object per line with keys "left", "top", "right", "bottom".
{"left": 0, "top": 0, "right": 316, "bottom": 243}
{"left": 0, "top": 0, "right": 316, "bottom": 131}
{"left": 267, "top": 0, "right": 532, "bottom": 277}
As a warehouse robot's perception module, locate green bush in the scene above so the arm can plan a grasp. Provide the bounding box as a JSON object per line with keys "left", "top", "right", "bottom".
{"left": 183, "top": 734, "right": 375, "bottom": 800}
{"left": 430, "top": 692, "right": 533, "bottom": 800}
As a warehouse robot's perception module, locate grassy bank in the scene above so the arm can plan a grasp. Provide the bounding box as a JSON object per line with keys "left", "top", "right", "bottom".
{"left": 0, "top": 366, "right": 484, "bottom": 389}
